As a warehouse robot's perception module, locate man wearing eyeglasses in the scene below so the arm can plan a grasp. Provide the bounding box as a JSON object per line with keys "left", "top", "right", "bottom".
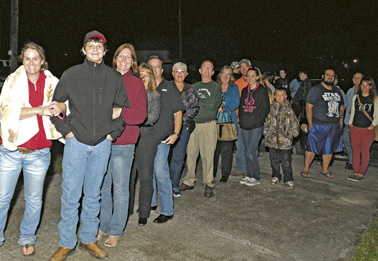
{"left": 300, "top": 68, "right": 344, "bottom": 179}
{"left": 169, "top": 62, "right": 199, "bottom": 198}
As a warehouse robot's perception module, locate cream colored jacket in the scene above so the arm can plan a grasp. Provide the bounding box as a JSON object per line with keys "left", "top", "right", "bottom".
{"left": 0, "top": 65, "right": 62, "bottom": 151}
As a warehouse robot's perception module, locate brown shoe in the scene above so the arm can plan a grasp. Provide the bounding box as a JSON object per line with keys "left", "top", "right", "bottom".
{"left": 204, "top": 185, "right": 214, "bottom": 197}
{"left": 178, "top": 183, "right": 194, "bottom": 191}
{"left": 49, "top": 247, "right": 75, "bottom": 261}
{"left": 79, "top": 242, "right": 108, "bottom": 259}
{"left": 231, "top": 169, "right": 245, "bottom": 176}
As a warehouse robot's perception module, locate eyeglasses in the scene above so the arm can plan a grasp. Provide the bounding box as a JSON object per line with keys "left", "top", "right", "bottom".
{"left": 173, "top": 70, "right": 186, "bottom": 74}
{"left": 325, "top": 74, "right": 335, "bottom": 78}
{"left": 117, "top": 54, "right": 132, "bottom": 60}
{"left": 222, "top": 72, "right": 231, "bottom": 76}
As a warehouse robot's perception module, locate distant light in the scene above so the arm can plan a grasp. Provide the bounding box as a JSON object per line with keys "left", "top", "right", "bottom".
{"left": 65, "top": 53, "right": 68, "bottom": 56}
{"left": 353, "top": 59, "right": 358, "bottom": 63}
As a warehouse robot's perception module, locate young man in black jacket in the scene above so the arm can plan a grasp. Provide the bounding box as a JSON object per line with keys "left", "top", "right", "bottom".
{"left": 50, "top": 30, "right": 129, "bottom": 261}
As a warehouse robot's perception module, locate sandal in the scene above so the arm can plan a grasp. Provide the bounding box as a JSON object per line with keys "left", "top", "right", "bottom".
{"left": 96, "top": 230, "right": 107, "bottom": 241}
{"left": 104, "top": 235, "right": 121, "bottom": 248}
{"left": 320, "top": 171, "right": 334, "bottom": 178}
{"left": 301, "top": 171, "right": 311, "bottom": 178}
{"left": 22, "top": 244, "right": 35, "bottom": 257}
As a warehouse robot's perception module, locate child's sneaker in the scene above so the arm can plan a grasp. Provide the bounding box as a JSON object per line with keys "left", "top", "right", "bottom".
{"left": 246, "top": 178, "right": 260, "bottom": 186}
{"left": 271, "top": 177, "right": 279, "bottom": 185}
{"left": 285, "top": 181, "right": 294, "bottom": 189}
{"left": 240, "top": 177, "right": 249, "bottom": 185}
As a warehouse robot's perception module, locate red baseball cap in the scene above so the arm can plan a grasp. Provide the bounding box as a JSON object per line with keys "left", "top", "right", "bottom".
{"left": 83, "top": 30, "right": 107, "bottom": 44}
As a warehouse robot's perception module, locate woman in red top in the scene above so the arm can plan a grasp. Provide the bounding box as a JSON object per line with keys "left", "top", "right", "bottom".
{"left": 0, "top": 42, "right": 64, "bottom": 256}
{"left": 98, "top": 44, "right": 147, "bottom": 247}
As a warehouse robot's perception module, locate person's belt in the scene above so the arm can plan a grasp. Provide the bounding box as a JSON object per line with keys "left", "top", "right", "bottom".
{"left": 17, "top": 147, "right": 36, "bottom": 154}
{"left": 196, "top": 120, "right": 214, "bottom": 124}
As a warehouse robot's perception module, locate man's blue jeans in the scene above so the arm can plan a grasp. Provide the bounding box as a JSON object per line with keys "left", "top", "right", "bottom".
{"left": 58, "top": 136, "right": 111, "bottom": 249}
{"left": 235, "top": 126, "right": 246, "bottom": 172}
{"left": 99, "top": 144, "right": 135, "bottom": 236}
{"left": 343, "top": 125, "right": 353, "bottom": 163}
{"left": 241, "top": 127, "right": 263, "bottom": 180}
{"left": 170, "top": 127, "right": 191, "bottom": 190}
{"left": 151, "top": 143, "right": 174, "bottom": 216}
{"left": 0, "top": 145, "right": 50, "bottom": 247}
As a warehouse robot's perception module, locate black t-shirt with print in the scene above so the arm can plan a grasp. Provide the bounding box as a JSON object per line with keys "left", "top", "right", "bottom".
{"left": 352, "top": 95, "right": 374, "bottom": 128}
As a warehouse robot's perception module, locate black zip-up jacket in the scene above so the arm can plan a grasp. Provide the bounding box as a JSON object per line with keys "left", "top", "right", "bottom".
{"left": 51, "top": 58, "right": 129, "bottom": 146}
{"left": 238, "top": 83, "right": 270, "bottom": 130}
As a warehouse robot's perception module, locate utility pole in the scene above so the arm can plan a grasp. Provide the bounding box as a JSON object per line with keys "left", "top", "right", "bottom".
{"left": 178, "top": 0, "right": 182, "bottom": 61}
{"left": 10, "top": 0, "right": 19, "bottom": 73}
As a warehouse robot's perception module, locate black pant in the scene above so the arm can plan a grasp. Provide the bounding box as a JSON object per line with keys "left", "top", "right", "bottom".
{"left": 269, "top": 148, "right": 293, "bottom": 183}
{"left": 213, "top": 140, "right": 234, "bottom": 178}
{"left": 129, "top": 127, "right": 159, "bottom": 219}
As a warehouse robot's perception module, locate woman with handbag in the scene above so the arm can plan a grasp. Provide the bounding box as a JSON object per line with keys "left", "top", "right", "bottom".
{"left": 347, "top": 76, "right": 378, "bottom": 182}
{"left": 213, "top": 66, "right": 240, "bottom": 182}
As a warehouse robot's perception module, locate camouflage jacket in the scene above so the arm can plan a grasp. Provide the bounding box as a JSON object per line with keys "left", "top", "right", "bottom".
{"left": 263, "top": 99, "right": 299, "bottom": 150}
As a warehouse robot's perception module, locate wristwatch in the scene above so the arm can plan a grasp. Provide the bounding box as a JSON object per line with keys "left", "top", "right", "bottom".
{"left": 174, "top": 133, "right": 180, "bottom": 138}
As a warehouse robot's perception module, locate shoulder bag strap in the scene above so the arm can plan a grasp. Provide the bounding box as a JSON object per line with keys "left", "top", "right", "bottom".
{"left": 357, "top": 95, "right": 373, "bottom": 123}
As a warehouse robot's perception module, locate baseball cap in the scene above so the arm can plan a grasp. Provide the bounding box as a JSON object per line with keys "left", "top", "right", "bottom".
{"left": 239, "top": 59, "right": 251, "bottom": 67}
{"left": 83, "top": 30, "right": 107, "bottom": 45}
{"left": 231, "top": 61, "right": 240, "bottom": 69}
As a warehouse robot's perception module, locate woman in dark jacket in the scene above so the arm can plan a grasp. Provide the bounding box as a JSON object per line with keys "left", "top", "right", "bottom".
{"left": 131, "top": 63, "right": 160, "bottom": 227}
{"left": 238, "top": 68, "right": 270, "bottom": 186}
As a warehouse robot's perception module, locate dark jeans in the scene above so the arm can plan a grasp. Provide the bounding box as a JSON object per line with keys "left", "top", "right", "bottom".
{"left": 213, "top": 140, "right": 234, "bottom": 178}
{"left": 170, "top": 127, "right": 191, "bottom": 190}
{"left": 129, "top": 127, "right": 159, "bottom": 219}
{"left": 269, "top": 148, "right": 293, "bottom": 183}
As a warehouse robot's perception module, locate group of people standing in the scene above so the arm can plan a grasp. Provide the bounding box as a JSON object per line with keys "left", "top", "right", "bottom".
{"left": 0, "top": 30, "right": 377, "bottom": 261}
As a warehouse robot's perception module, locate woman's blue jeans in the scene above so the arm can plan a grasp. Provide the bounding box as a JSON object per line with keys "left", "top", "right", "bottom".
{"left": 0, "top": 145, "right": 50, "bottom": 246}
{"left": 99, "top": 144, "right": 135, "bottom": 236}
{"left": 240, "top": 127, "right": 263, "bottom": 180}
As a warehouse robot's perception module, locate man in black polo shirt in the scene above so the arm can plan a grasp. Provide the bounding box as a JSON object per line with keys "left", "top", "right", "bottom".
{"left": 148, "top": 56, "right": 185, "bottom": 223}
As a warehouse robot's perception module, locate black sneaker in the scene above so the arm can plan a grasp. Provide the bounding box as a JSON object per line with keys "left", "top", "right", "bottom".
{"left": 347, "top": 174, "right": 357, "bottom": 181}
{"left": 353, "top": 174, "right": 364, "bottom": 181}
{"left": 345, "top": 162, "right": 353, "bottom": 170}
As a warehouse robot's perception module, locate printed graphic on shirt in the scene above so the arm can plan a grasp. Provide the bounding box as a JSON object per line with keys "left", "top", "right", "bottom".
{"left": 358, "top": 103, "right": 373, "bottom": 113}
{"left": 244, "top": 88, "right": 257, "bottom": 112}
{"left": 197, "top": 88, "right": 211, "bottom": 99}
{"left": 322, "top": 92, "right": 341, "bottom": 118}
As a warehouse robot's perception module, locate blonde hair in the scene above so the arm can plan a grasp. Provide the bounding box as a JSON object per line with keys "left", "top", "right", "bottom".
{"left": 139, "top": 63, "right": 158, "bottom": 94}
{"left": 19, "top": 42, "right": 48, "bottom": 71}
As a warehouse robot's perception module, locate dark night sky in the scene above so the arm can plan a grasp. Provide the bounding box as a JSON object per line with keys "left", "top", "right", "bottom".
{"left": 1, "top": 0, "right": 378, "bottom": 83}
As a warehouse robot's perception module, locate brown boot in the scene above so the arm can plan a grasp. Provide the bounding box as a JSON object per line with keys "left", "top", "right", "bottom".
{"left": 204, "top": 185, "right": 214, "bottom": 197}
{"left": 79, "top": 242, "right": 108, "bottom": 259}
{"left": 49, "top": 247, "right": 75, "bottom": 261}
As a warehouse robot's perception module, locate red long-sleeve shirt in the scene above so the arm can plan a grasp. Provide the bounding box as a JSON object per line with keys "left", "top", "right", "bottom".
{"left": 113, "top": 71, "right": 147, "bottom": 145}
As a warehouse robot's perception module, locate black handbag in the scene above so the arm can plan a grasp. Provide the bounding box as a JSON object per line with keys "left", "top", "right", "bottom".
{"left": 186, "top": 119, "right": 196, "bottom": 133}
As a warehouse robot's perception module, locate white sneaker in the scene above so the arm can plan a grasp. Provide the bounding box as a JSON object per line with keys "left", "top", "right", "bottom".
{"left": 246, "top": 178, "right": 260, "bottom": 186}
{"left": 240, "top": 177, "right": 249, "bottom": 185}
{"left": 285, "top": 181, "right": 294, "bottom": 189}
{"left": 271, "top": 177, "right": 279, "bottom": 185}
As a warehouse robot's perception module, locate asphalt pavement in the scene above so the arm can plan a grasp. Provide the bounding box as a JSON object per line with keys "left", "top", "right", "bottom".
{"left": 1, "top": 146, "right": 377, "bottom": 261}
